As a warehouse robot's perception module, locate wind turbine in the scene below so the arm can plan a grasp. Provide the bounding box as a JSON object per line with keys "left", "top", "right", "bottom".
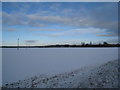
{"left": 17, "top": 38, "right": 19, "bottom": 50}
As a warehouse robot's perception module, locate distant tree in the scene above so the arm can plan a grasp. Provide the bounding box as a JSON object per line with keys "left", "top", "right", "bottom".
{"left": 99, "top": 43, "right": 102, "bottom": 45}
{"left": 103, "top": 42, "right": 108, "bottom": 45}
{"left": 64, "top": 44, "right": 69, "bottom": 47}
{"left": 81, "top": 42, "right": 85, "bottom": 46}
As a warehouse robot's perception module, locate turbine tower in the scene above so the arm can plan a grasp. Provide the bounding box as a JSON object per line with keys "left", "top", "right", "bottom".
{"left": 17, "top": 38, "right": 19, "bottom": 50}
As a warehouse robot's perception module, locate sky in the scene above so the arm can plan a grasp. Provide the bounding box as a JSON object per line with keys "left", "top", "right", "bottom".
{"left": 2, "top": 2, "right": 118, "bottom": 46}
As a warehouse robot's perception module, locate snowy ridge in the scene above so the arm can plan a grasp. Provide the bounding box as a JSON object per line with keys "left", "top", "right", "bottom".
{"left": 3, "top": 60, "right": 118, "bottom": 88}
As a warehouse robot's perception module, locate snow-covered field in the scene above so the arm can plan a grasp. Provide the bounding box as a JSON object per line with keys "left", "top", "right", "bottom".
{"left": 3, "top": 59, "right": 118, "bottom": 88}
{"left": 2, "top": 48, "right": 118, "bottom": 88}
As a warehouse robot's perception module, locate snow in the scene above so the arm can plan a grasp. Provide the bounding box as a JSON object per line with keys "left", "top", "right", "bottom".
{"left": 3, "top": 60, "right": 118, "bottom": 88}
{"left": 2, "top": 48, "right": 118, "bottom": 86}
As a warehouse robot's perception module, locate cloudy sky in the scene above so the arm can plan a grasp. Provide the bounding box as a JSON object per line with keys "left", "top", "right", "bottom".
{"left": 2, "top": 2, "right": 118, "bottom": 46}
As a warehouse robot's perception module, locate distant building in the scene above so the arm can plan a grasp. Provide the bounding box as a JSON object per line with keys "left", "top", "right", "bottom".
{"left": 90, "top": 41, "right": 92, "bottom": 45}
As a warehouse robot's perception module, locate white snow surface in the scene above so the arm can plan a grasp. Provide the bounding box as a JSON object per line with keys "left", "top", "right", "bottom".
{"left": 3, "top": 59, "right": 118, "bottom": 88}
{"left": 2, "top": 48, "right": 118, "bottom": 86}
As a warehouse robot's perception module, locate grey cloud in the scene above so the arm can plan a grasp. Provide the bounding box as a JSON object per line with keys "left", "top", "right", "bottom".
{"left": 35, "top": 28, "right": 106, "bottom": 38}
{"left": 107, "top": 38, "right": 119, "bottom": 44}
{"left": 25, "top": 40, "right": 38, "bottom": 43}
{"left": 30, "top": 28, "right": 63, "bottom": 31}
{"left": 3, "top": 12, "right": 28, "bottom": 26}
{"left": 61, "top": 9, "right": 74, "bottom": 15}
{"left": 5, "top": 28, "right": 17, "bottom": 32}
{"left": 3, "top": 12, "right": 73, "bottom": 26}
{"left": 96, "top": 34, "right": 117, "bottom": 37}
{"left": 27, "top": 14, "right": 72, "bottom": 25}
{"left": 91, "top": 3, "right": 118, "bottom": 34}
{"left": 49, "top": 3, "right": 61, "bottom": 11}
{"left": 2, "top": 3, "right": 118, "bottom": 37}
{"left": 3, "top": 12, "right": 46, "bottom": 27}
